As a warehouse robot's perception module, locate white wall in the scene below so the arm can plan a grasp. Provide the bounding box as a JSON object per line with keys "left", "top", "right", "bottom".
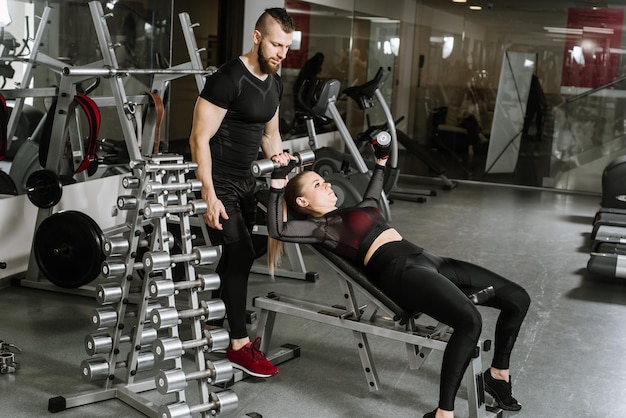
{"left": 242, "top": 0, "right": 286, "bottom": 54}
{"left": 0, "top": 175, "right": 126, "bottom": 283}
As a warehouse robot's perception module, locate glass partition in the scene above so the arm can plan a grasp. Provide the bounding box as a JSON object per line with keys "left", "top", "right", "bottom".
{"left": 413, "top": 1, "right": 626, "bottom": 193}
{"left": 3, "top": 0, "right": 626, "bottom": 195}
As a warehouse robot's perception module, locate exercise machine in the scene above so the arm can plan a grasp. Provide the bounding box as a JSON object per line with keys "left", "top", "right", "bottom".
{"left": 297, "top": 68, "right": 395, "bottom": 218}
{"left": 586, "top": 156, "right": 626, "bottom": 279}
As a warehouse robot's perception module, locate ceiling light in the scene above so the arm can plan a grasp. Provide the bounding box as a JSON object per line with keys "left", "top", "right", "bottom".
{"left": 469, "top": 5, "right": 483, "bottom": 10}
{"left": 452, "top": 0, "right": 467, "bottom": 3}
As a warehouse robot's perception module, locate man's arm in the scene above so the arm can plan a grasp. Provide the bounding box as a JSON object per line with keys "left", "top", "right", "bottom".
{"left": 189, "top": 97, "right": 228, "bottom": 230}
{"left": 260, "top": 108, "right": 290, "bottom": 166}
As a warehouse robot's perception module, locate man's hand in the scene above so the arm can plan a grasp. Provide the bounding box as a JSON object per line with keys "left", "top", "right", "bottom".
{"left": 203, "top": 193, "right": 229, "bottom": 230}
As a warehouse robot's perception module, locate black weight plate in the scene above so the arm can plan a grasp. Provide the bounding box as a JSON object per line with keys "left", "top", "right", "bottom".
{"left": 74, "top": 210, "right": 105, "bottom": 256}
{"left": 26, "top": 169, "right": 62, "bottom": 208}
{"left": 0, "top": 170, "right": 17, "bottom": 195}
{"left": 34, "top": 210, "right": 105, "bottom": 288}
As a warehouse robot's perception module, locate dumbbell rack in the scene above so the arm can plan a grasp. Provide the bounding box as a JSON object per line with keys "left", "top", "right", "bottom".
{"left": 48, "top": 154, "right": 238, "bottom": 417}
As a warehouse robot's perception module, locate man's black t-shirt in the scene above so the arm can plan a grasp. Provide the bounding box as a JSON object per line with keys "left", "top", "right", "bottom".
{"left": 200, "top": 58, "right": 283, "bottom": 179}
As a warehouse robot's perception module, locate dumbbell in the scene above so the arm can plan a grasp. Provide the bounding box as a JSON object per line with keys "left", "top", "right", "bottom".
{"left": 102, "top": 232, "right": 174, "bottom": 257}
{"left": 156, "top": 359, "right": 233, "bottom": 394}
{"left": 94, "top": 283, "right": 141, "bottom": 305}
{"left": 141, "top": 160, "right": 198, "bottom": 173}
{"left": 250, "top": 149, "right": 315, "bottom": 177}
{"left": 101, "top": 259, "right": 144, "bottom": 279}
{"left": 142, "top": 246, "right": 219, "bottom": 273}
{"left": 144, "top": 179, "right": 202, "bottom": 195}
{"left": 91, "top": 302, "right": 162, "bottom": 329}
{"left": 143, "top": 200, "right": 207, "bottom": 218}
{"left": 80, "top": 351, "right": 155, "bottom": 382}
{"left": 467, "top": 285, "right": 495, "bottom": 304}
{"left": 85, "top": 328, "right": 158, "bottom": 355}
{"left": 371, "top": 130, "right": 392, "bottom": 147}
{"left": 148, "top": 273, "right": 221, "bottom": 298}
{"left": 152, "top": 328, "right": 230, "bottom": 362}
{"left": 121, "top": 176, "right": 140, "bottom": 189}
{"left": 116, "top": 193, "right": 179, "bottom": 211}
{"left": 149, "top": 300, "right": 226, "bottom": 329}
{"left": 158, "top": 391, "right": 238, "bottom": 418}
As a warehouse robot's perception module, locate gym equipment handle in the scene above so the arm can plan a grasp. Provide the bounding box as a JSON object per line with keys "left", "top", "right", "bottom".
{"left": 251, "top": 150, "right": 315, "bottom": 177}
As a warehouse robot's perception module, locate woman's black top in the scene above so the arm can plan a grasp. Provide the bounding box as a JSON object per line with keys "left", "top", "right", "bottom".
{"left": 267, "top": 164, "right": 398, "bottom": 265}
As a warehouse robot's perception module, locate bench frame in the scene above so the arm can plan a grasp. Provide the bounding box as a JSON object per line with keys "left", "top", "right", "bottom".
{"left": 253, "top": 244, "right": 502, "bottom": 418}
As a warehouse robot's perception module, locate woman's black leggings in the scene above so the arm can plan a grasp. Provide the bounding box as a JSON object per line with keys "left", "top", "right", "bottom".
{"left": 367, "top": 242, "right": 530, "bottom": 411}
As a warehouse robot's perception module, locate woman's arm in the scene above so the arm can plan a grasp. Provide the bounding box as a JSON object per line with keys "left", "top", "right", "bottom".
{"left": 361, "top": 158, "right": 388, "bottom": 204}
{"left": 266, "top": 185, "right": 328, "bottom": 244}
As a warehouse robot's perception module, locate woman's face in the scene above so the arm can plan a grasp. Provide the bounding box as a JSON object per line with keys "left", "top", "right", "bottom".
{"left": 296, "top": 171, "right": 337, "bottom": 213}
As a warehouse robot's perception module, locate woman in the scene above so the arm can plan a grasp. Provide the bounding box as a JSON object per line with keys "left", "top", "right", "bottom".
{"left": 265, "top": 144, "right": 530, "bottom": 418}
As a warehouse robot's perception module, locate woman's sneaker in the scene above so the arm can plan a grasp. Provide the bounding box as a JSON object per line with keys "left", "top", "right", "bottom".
{"left": 483, "top": 369, "right": 522, "bottom": 411}
{"left": 226, "top": 337, "right": 279, "bottom": 378}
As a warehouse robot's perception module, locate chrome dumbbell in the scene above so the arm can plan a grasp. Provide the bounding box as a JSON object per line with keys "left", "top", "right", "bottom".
{"left": 149, "top": 300, "right": 226, "bottom": 330}
{"left": 94, "top": 283, "right": 141, "bottom": 305}
{"left": 158, "top": 390, "right": 238, "bottom": 418}
{"left": 80, "top": 351, "right": 155, "bottom": 382}
{"left": 144, "top": 179, "right": 202, "bottom": 195}
{"left": 143, "top": 200, "right": 208, "bottom": 219}
{"left": 91, "top": 302, "right": 162, "bottom": 329}
{"left": 148, "top": 273, "right": 220, "bottom": 298}
{"left": 152, "top": 328, "right": 230, "bottom": 362}
{"left": 155, "top": 359, "right": 233, "bottom": 394}
{"left": 142, "top": 246, "right": 219, "bottom": 273}
{"left": 102, "top": 231, "right": 173, "bottom": 257}
{"left": 85, "top": 328, "right": 158, "bottom": 355}
{"left": 101, "top": 259, "right": 144, "bottom": 279}
{"left": 250, "top": 149, "right": 315, "bottom": 177}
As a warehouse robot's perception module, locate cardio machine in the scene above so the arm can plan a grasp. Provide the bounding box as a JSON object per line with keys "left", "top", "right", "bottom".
{"left": 297, "top": 67, "right": 453, "bottom": 211}
{"left": 296, "top": 68, "right": 395, "bottom": 219}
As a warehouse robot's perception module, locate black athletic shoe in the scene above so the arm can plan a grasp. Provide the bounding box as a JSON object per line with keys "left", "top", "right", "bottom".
{"left": 483, "top": 369, "right": 522, "bottom": 411}
{"left": 422, "top": 409, "right": 437, "bottom": 418}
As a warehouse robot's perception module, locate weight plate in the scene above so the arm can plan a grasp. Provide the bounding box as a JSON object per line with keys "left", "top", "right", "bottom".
{"left": 0, "top": 170, "right": 17, "bottom": 195}
{"left": 34, "top": 211, "right": 105, "bottom": 288}
{"left": 26, "top": 169, "right": 62, "bottom": 208}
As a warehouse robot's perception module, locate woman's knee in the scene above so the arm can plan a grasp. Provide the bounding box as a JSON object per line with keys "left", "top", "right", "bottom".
{"left": 499, "top": 282, "right": 531, "bottom": 317}
{"left": 451, "top": 302, "right": 483, "bottom": 342}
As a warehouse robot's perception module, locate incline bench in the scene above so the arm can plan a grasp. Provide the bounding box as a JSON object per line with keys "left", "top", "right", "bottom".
{"left": 253, "top": 243, "right": 503, "bottom": 418}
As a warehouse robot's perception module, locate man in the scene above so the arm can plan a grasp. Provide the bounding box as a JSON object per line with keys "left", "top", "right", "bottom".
{"left": 189, "top": 8, "right": 294, "bottom": 378}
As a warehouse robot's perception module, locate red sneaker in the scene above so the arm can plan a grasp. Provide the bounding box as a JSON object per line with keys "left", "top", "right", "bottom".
{"left": 226, "top": 337, "right": 278, "bottom": 378}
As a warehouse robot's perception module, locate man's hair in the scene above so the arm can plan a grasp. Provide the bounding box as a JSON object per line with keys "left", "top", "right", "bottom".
{"left": 256, "top": 8, "right": 295, "bottom": 35}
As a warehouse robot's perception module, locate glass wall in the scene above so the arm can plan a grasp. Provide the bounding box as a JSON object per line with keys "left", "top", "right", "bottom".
{"left": 3, "top": 0, "right": 626, "bottom": 194}
{"left": 279, "top": 0, "right": 626, "bottom": 194}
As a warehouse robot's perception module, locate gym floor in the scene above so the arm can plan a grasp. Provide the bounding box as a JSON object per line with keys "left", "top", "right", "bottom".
{"left": 1, "top": 172, "right": 625, "bottom": 418}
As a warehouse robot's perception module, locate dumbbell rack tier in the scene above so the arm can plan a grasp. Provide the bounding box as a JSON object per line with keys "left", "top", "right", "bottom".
{"left": 49, "top": 154, "right": 237, "bottom": 417}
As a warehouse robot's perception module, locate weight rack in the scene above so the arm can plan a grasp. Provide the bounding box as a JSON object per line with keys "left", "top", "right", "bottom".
{"left": 49, "top": 154, "right": 238, "bottom": 417}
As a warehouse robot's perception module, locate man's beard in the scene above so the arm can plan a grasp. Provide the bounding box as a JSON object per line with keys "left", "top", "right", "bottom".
{"left": 258, "top": 44, "right": 280, "bottom": 75}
